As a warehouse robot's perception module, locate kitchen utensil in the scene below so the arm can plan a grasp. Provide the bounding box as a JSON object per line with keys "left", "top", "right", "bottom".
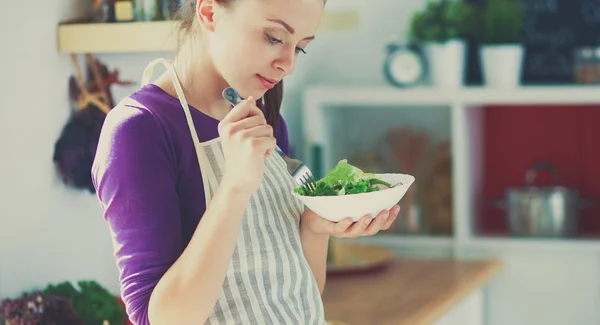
{"left": 221, "top": 87, "right": 317, "bottom": 191}
{"left": 422, "top": 140, "right": 453, "bottom": 235}
{"left": 492, "top": 161, "right": 595, "bottom": 237}
{"left": 71, "top": 54, "right": 111, "bottom": 114}
{"left": 386, "top": 127, "right": 431, "bottom": 234}
{"left": 276, "top": 146, "right": 317, "bottom": 192}
{"left": 387, "top": 127, "right": 430, "bottom": 173}
{"left": 292, "top": 173, "right": 415, "bottom": 222}
{"left": 222, "top": 86, "right": 243, "bottom": 105}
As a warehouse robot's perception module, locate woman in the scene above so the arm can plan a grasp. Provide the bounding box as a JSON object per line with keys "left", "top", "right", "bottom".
{"left": 92, "top": 0, "right": 401, "bottom": 324}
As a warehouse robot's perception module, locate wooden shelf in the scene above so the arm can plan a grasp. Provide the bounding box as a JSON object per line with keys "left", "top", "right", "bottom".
{"left": 57, "top": 10, "right": 359, "bottom": 54}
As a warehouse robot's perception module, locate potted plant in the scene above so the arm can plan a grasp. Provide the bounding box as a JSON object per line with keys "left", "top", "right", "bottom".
{"left": 41, "top": 280, "right": 126, "bottom": 325}
{"left": 408, "top": 0, "right": 477, "bottom": 88}
{"left": 0, "top": 291, "right": 82, "bottom": 325}
{"left": 477, "top": 0, "right": 525, "bottom": 87}
{"left": 0, "top": 280, "right": 127, "bottom": 325}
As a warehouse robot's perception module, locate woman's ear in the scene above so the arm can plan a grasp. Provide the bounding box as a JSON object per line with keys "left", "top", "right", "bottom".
{"left": 196, "top": 0, "right": 216, "bottom": 31}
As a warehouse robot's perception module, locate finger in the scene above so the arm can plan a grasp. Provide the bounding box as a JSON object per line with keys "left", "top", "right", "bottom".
{"left": 238, "top": 124, "right": 273, "bottom": 139}
{"left": 333, "top": 218, "right": 354, "bottom": 236}
{"left": 266, "top": 146, "right": 275, "bottom": 157}
{"left": 383, "top": 205, "right": 401, "bottom": 230}
{"left": 249, "top": 136, "right": 277, "bottom": 157}
{"left": 382, "top": 213, "right": 397, "bottom": 230}
{"left": 222, "top": 96, "right": 263, "bottom": 123}
{"left": 364, "top": 209, "right": 389, "bottom": 235}
{"left": 227, "top": 115, "right": 268, "bottom": 134}
{"left": 344, "top": 215, "right": 374, "bottom": 238}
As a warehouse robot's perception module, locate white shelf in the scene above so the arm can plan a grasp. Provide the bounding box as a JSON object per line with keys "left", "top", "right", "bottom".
{"left": 302, "top": 84, "right": 600, "bottom": 254}
{"left": 304, "top": 85, "right": 600, "bottom": 106}
{"left": 57, "top": 10, "right": 359, "bottom": 53}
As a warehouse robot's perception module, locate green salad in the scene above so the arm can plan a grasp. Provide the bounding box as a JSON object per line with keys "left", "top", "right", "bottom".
{"left": 293, "top": 159, "right": 393, "bottom": 196}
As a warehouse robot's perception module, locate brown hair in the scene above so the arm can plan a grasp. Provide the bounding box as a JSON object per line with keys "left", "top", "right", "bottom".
{"left": 175, "top": 0, "right": 284, "bottom": 135}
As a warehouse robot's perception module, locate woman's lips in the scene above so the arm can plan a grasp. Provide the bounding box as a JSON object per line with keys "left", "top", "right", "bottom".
{"left": 257, "top": 74, "right": 279, "bottom": 89}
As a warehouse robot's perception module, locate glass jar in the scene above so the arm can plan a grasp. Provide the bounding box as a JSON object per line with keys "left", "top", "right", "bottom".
{"left": 574, "top": 47, "right": 598, "bottom": 83}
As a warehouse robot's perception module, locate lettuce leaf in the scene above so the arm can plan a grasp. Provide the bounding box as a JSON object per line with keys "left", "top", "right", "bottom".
{"left": 294, "top": 159, "right": 392, "bottom": 196}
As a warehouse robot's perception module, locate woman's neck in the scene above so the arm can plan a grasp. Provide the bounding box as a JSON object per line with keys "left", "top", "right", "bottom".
{"left": 155, "top": 37, "right": 232, "bottom": 121}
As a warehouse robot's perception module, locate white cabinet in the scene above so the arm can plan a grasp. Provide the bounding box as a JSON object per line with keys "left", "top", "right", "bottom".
{"left": 303, "top": 85, "right": 600, "bottom": 325}
{"left": 461, "top": 248, "right": 600, "bottom": 325}
{"left": 435, "top": 290, "right": 484, "bottom": 325}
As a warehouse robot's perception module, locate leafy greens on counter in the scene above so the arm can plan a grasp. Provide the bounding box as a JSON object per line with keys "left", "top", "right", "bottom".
{"left": 293, "top": 159, "right": 393, "bottom": 197}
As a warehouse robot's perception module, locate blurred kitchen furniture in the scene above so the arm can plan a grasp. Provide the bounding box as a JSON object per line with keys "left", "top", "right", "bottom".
{"left": 322, "top": 257, "right": 502, "bottom": 325}
{"left": 303, "top": 85, "right": 600, "bottom": 325}
{"left": 303, "top": 85, "right": 600, "bottom": 246}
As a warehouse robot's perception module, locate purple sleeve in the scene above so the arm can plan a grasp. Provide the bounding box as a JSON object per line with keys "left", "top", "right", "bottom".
{"left": 276, "top": 115, "right": 291, "bottom": 156}
{"left": 92, "top": 104, "right": 182, "bottom": 325}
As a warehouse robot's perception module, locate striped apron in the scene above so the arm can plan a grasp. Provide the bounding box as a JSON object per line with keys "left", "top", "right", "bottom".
{"left": 141, "top": 58, "right": 326, "bottom": 324}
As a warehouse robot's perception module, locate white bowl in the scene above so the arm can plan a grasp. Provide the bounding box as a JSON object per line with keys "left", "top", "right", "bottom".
{"left": 291, "top": 173, "right": 416, "bottom": 222}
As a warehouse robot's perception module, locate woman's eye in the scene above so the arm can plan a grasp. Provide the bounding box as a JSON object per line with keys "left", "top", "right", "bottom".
{"left": 265, "top": 34, "right": 307, "bottom": 55}
{"left": 266, "top": 34, "right": 282, "bottom": 44}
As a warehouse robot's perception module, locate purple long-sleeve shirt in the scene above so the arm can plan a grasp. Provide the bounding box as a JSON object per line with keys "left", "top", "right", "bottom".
{"left": 91, "top": 84, "right": 291, "bottom": 325}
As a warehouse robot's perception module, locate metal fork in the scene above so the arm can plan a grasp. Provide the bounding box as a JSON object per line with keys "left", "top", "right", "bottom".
{"left": 221, "top": 87, "right": 317, "bottom": 192}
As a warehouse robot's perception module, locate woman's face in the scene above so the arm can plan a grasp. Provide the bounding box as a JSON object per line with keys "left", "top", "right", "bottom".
{"left": 207, "top": 0, "right": 323, "bottom": 99}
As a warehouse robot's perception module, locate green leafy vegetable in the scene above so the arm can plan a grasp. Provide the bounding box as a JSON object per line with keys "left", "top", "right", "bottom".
{"left": 294, "top": 159, "right": 393, "bottom": 197}
{"left": 42, "top": 281, "right": 126, "bottom": 325}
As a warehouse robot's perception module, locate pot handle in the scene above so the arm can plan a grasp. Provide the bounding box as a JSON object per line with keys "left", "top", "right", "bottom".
{"left": 492, "top": 199, "right": 506, "bottom": 209}
{"left": 525, "top": 161, "right": 561, "bottom": 186}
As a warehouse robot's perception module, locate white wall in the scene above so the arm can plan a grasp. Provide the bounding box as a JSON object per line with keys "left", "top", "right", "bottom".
{"left": 0, "top": 0, "right": 429, "bottom": 299}
{"left": 0, "top": 0, "right": 126, "bottom": 299}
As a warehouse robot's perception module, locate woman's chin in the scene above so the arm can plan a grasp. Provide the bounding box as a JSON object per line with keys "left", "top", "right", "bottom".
{"left": 237, "top": 88, "right": 268, "bottom": 102}
{"left": 230, "top": 78, "right": 272, "bottom": 100}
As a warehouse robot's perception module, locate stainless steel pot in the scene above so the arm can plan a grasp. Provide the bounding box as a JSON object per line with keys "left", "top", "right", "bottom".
{"left": 492, "top": 161, "right": 595, "bottom": 238}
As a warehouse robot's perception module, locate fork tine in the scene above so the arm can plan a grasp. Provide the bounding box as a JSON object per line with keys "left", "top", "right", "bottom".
{"left": 301, "top": 174, "right": 309, "bottom": 187}
{"left": 307, "top": 175, "right": 315, "bottom": 187}
{"left": 301, "top": 174, "right": 315, "bottom": 194}
{"left": 307, "top": 174, "right": 317, "bottom": 192}
{"left": 302, "top": 176, "right": 313, "bottom": 194}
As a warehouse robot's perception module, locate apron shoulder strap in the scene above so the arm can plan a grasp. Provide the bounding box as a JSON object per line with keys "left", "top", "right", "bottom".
{"left": 139, "top": 57, "right": 213, "bottom": 206}
{"left": 141, "top": 58, "right": 173, "bottom": 86}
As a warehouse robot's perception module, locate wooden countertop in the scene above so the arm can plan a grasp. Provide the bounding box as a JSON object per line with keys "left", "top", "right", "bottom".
{"left": 322, "top": 257, "right": 502, "bottom": 325}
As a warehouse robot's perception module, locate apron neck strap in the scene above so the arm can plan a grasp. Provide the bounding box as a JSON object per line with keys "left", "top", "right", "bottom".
{"left": 141, "top": 58, "right": 203, "bottom": 149}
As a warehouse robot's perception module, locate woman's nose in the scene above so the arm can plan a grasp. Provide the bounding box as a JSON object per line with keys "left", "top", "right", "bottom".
{"left": 274, "top": 47, "right": 296, "bottom": 75}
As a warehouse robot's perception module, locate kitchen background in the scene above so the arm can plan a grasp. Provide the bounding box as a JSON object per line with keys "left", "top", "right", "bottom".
{"left": 2, "top": 0, "right": 600, "bottom": 324}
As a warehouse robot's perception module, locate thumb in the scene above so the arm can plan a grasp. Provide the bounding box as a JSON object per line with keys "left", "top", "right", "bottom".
{"left": 247, "top": 96, "right": 256, "bottom": 105}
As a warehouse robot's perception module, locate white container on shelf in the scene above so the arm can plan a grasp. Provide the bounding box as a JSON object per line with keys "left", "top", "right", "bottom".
{"left": 479, "top": 45, "right": 524, "bottom": 88}
{"left": 423, "top": 39, "right": 467, "bottom": 88}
